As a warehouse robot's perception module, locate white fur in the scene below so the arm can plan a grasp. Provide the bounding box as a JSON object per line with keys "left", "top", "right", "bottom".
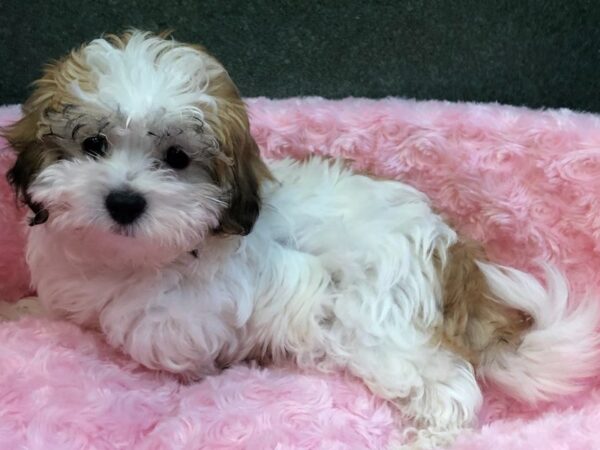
{"left": 74, "top": 31, "right": 223, "bottom": 126}
{"left": 22, "top": 32, "right": 600, "bottom": 448}
{"left": 477, "top": 263, "right": 600, "bottom": 403}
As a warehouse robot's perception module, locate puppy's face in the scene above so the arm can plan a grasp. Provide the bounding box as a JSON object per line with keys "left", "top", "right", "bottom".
{"left": 4, "top": 31, "right": 270, "bottom": 263}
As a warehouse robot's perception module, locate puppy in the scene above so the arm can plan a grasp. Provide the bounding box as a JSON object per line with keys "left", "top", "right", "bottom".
{"left": 4, "top": 31, "right": 599, "bottom": 448}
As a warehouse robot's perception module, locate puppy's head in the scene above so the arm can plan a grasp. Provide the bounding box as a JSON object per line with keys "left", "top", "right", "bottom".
{"left": 4, "top": 31, "right": 271, "bottom": 263}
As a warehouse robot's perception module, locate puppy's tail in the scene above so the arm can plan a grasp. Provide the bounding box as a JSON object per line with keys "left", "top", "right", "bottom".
{"left": 476, "top": 262, "right": 600, "bottom": 403}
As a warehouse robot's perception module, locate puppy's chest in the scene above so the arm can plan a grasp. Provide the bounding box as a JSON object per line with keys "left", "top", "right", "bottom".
{"left": 26, "top": 245, "right": 134, "bottom": 326}
{"left": 26, "top": 230, "right": 156, "bottom": 325}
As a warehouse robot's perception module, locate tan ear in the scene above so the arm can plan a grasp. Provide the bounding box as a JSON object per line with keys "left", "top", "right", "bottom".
{"left": 217, "top": 130, "right": 272, "bottom": 235}
{"left": 206, "top": 74, "right": 273, "bottom": 236}
{"left": 2, "top": 60, "right": 67, "bottom": 225}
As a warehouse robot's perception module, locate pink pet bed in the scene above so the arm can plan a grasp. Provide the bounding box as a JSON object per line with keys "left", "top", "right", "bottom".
{"left": 1, "top": 98, "right": 600, "bottom": 449}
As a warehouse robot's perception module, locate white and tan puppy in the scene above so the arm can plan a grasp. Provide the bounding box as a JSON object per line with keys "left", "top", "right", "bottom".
{"left": 4, "top": 31, "right": 599, "bottom": 448}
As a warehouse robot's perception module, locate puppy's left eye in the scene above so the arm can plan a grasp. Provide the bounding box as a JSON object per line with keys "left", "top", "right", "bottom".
{"left": 82, "top": 135, "right": 107, "bottom": 157}
{"left": 164, "top": 146, "right": 190, "bottom": 170}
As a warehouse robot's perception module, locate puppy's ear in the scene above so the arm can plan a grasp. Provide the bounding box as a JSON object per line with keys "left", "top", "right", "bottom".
{"left": 2, "top": 76, "right": 62, "bottom": 225}
{"left": 217, "top": 130, "right": 271, "bottom": 235}
{"left": 2, "top": 109, "right": 48, "bottom": 224}
{"left": 177, "top": 42, "right": 273, "bottom": 235}
{"left": 6, "top": 147, "right": 50, "bottom": 226}
{"left": 2, "top": 49, "right": 85, "bottom": 225}
{"left": 207, "top": 77, "right": 273, "bottom": 236}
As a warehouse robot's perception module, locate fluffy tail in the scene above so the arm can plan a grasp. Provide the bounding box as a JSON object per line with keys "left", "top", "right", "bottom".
{"left": 476, "top": 262, "right": 600, "bottom": 403}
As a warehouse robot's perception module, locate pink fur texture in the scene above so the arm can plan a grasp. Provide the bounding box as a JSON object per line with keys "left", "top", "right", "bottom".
{"left": 1, "top": 98, "right": 600, "bottom": 448}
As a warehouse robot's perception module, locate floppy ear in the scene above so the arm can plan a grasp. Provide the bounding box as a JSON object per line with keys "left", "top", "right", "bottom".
{"left": 192, "top": 56, "right": 273, "bottom": 236}
{"left": 216, "top": 124, "right": 272, "bottom": 236}
{"left": 168, "top": 40, "right": 274, "bottom": 235}
{"left": 1, "top": 55, "right": 77, "bottom": 225}
{"left": 7, "top": 145, "right": 50, "bottom": 226}
{"left": 2, "top": 109, "right": 53, "bottom": 225}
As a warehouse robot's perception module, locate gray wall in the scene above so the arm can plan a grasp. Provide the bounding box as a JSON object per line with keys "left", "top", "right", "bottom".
{"left": 2, "top": 0, "right": 599, "bottom": 111}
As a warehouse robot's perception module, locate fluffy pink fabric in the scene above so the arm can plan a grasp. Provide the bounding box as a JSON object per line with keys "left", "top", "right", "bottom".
{"left": 1, "top": 98, "right": 600, "bottom": 449}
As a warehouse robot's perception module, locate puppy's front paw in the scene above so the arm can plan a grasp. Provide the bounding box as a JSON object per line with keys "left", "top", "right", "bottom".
{"left": 100, "top": 307, "right": 229, "bottom": 378}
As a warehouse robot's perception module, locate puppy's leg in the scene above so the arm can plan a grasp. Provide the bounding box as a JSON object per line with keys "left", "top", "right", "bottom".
{"left": 403, "top": 349, "right": 480, "bottom": 448}
{"left": 97, "top": 280, "right": 241, "bottom": 379}
{"left": 100, "top": 304, "right": 223, "bottom": 379}
{"left": 348, "top": 343, "right": 481, "bottom": 448}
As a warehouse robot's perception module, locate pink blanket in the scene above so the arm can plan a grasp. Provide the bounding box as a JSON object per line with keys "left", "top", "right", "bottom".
{"left": 1, "top": 99, "right": 600, "bottom": 449}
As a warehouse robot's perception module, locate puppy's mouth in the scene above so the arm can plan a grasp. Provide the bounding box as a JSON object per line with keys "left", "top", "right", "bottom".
{"left": 71, "top": 222, "right": 137, "bottom": 239}
{"left": 109, "top": 224, "right": 138, "bottom": 238}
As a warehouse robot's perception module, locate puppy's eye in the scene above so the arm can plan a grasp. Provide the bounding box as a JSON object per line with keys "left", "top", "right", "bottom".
{"left": 164, "top": 146, "right": 190, "bottom": 170}
{"left": 82, "top": 135, "right": 107, "bottom": 157}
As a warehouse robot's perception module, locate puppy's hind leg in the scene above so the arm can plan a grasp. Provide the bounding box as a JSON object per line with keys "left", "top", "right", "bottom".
{"left": 348, "top": 344, "right": 482, "bottom": 448}
{"left": 404, "top": 349, "right": 481, "bottom": 448}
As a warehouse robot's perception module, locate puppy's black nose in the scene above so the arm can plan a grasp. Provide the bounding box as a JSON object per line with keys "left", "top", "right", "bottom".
{"left": 105, "top": 189, "right": 147, "bottom": 225}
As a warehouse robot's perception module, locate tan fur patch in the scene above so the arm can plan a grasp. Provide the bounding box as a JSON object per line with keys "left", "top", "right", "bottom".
{"left": 196, "top": 61, "right": 274, "bottom": 235}
{"left": 2, "top": 41, "right": 97, "bottom": 202}
{"left": 434, "top": 240, "right": 533, "bottom": 366}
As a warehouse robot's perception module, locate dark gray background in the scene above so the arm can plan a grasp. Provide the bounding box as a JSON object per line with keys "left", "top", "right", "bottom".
{"left": 1, "top": 0, "right": 599, "bottom": 111}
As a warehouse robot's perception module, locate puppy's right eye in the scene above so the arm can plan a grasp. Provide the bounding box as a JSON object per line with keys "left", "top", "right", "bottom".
{"left": 82, "top": 135, "right": 107, "bottom": 157}
{"left": 164, "top": 146, "right": 190, "bottom": 170}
